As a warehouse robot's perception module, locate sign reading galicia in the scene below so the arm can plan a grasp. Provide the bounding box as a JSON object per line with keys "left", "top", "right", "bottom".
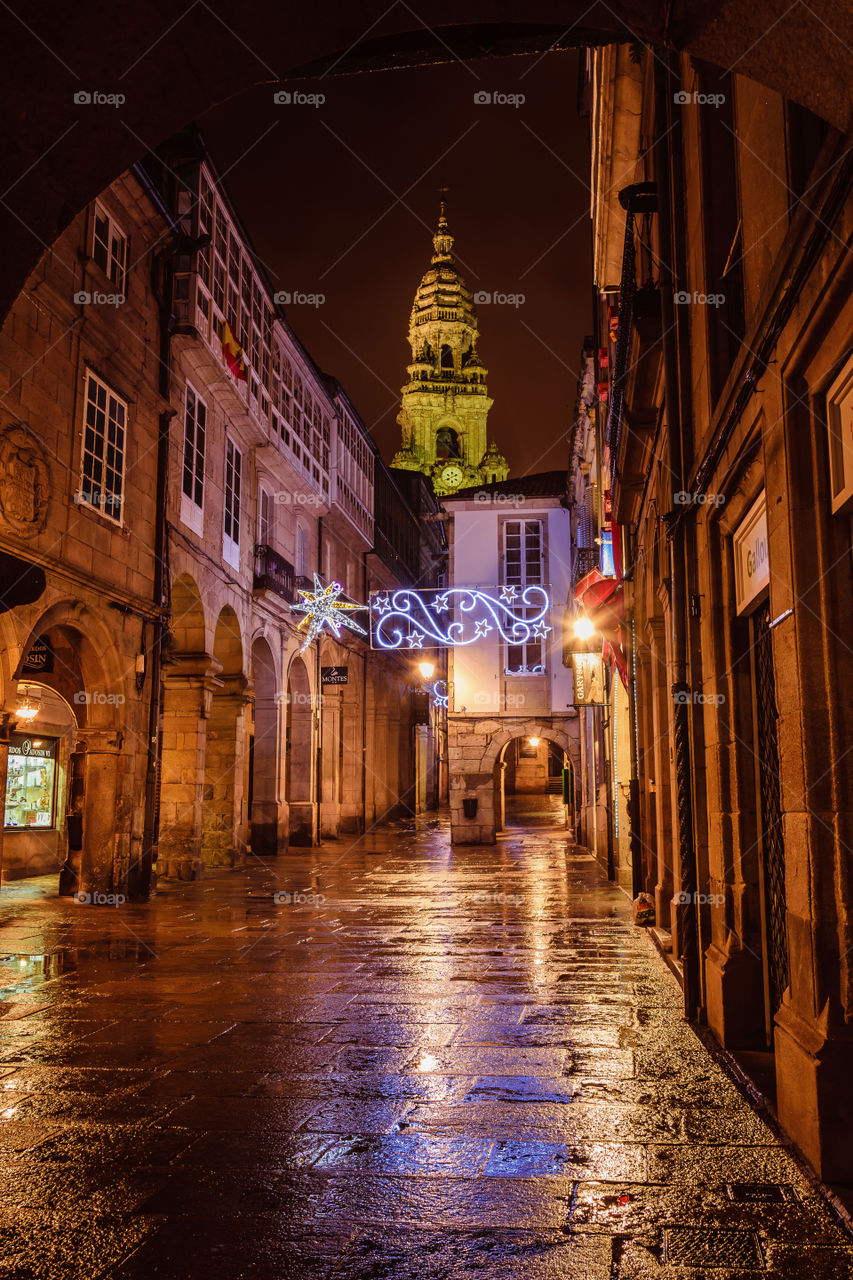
{"left": 734, "top": 491, "right": 769, "bottom": 615}
{"left": 321, "top": 666, "right": 348, "bottom": 685}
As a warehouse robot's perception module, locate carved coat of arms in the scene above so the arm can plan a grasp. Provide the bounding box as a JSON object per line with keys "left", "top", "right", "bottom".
{"left": 0, "top": 424, "right": 49, "bottom": 535}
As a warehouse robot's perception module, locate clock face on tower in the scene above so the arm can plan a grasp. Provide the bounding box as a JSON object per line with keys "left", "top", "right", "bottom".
{"left": 440, "top": 464, "right": 463, "bottom": 489}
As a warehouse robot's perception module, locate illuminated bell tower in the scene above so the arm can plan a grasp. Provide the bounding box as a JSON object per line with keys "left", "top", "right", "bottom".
{"left": 391, "top": 199, "right": 509, "bottom": 496}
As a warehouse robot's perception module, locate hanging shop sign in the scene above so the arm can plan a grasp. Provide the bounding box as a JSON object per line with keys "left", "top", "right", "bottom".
{"left": 733, "top": 491, "right": 769, "bottom": 615}
{"left": 572, "top": 653, "right": 607, "bottom": 705}
{"left": 321, "top": 666, "right": 348, "bottom": 685}
{"left": 21, "top": 635, "right": 53, "bottom": 674}
{"left": 369, "top": 585, "right": 552, "bottom": 651}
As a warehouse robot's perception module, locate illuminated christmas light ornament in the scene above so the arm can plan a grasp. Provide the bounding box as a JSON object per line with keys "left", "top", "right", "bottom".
{"left": 430, "top": 679, "right": 449, "bottom": 709}
{"left": 291, "top": 575, "right": 367, "bottom": 652}
{"left": 370, "top": 585, "right": 552, "bottom": 651}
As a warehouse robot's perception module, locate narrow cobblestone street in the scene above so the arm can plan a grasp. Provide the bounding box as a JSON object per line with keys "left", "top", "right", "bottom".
{"left": 1, "top": 822, "right": 851, "bottom": 1279}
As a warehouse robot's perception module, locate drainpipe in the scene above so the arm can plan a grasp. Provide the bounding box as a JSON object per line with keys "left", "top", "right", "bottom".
{"left": 653, "top": 50, "right": 701, "bottom": 1021}
{"left": 137, "top": 231, "right": 175, "bottom": 899}
{"left": 133, "top": 158, "right": 208, "bottom": 899}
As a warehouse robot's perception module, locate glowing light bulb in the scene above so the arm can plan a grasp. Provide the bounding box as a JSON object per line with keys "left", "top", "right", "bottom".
{"left": 573, "top": 617, "right": 595, "bottom": 641}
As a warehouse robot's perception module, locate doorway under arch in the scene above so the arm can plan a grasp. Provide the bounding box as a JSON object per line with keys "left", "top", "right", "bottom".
{"left": 497, "top": 735, "right": 570, "bottom": 830}
{"left": 249, "top": 635, "right": 281, "bottom": 855}
{"left": 202, "top": 606, "right": 247, "bottom": 868}
{"left": 286, "top": 654, "right": 315, "bottom": 846}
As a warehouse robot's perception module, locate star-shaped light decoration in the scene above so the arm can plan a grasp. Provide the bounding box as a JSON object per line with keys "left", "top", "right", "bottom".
{"left": 474, "top": 618, "right": 492, "bottom": 638}
{"left": 431, "top": 679, "right": 449, "bottom": 709}
{"left": 372, "top": 594, "right": 392, "bottom": 615}
{"left": 532, "top": 621, "right": 552, "bottom": 639}
{"left": 432, "top": 593, "right": 450, "bottom": 614}
{"left": 500, "top": 585, "right": 519, "bottom": 602}
{"left": 291, "top": 575, "right": 368, "bottom": 652}
{"left": 406, "top": 630, "right": 426, "bottom": 649}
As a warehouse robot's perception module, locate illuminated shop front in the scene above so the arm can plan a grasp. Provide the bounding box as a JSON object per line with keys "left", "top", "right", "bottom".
{"left": 4, "top": 735, "right": 58, "bottom": 830}
{"left": 1, "top": 682, "right": 75, "bottom": 882}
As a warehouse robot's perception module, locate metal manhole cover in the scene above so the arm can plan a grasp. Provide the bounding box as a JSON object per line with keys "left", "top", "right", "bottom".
{"left": 663, "top": 1227, "right": 764, "bottom": 1268}
{"left": 726, "top": 1183, "right": 792, "bottom": 1203}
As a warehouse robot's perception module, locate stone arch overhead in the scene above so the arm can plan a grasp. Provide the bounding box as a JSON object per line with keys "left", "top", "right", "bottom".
{"left": 1, "top": 2, "right": 851, "bottom": 320}
{"left": 479, "top": 721, "right": 574, "bottom": 773}
{"left": 212, "top": 604, "right": 245, "bottom": 678}
{"left": 169, "top": 573, "right": 208, "bottom": 656}
{"left": 2, "top": 595, "right": 127, "bottom": 725}
{"left": 250, "top": 625, "right": 282, "bottom": 689}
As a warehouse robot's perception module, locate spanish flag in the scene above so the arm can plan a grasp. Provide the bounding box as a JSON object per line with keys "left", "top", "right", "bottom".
{"left": 217, "top": 319, "right": 247, "bottom": 383}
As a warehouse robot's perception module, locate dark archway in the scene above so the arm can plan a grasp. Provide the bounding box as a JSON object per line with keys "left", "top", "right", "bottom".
{"left": 203, "top": 606, "right": 246, "bottom": 868}
{"left": 286, "top": 654, "right": 314, "bottom": 845}
{"left": 498, "top": 734, "right": 568, "bottom": 829}
{"left": 249, "top": 635, "right": 280, "bottom": 855}
{"left": 1, "top": 3, "right": 851, "bottom": 320}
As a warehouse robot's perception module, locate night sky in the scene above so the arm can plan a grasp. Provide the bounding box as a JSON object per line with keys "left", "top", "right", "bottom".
{"left": 201, "top": 50, "right": 592, "bottom": 478}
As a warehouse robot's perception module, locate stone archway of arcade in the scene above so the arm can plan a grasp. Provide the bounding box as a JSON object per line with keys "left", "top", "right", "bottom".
{"left": 0, "top": 600, "right": 140, "bottom": 898}
{"left": 1, "top": 2, "right": 852, "bottom": 322}
{"left": 249, "top": 634, "right": 282, "bottom": 856}
{"left": 449, "top": 719, "right": 580, "bottom": 844}
{"left": 157, "top": 578, "right": 249, "bottom": 879}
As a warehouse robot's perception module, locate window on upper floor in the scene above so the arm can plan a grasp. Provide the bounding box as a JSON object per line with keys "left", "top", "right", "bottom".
{"left": 502, "top": 519, "right": 546, "bottom": 675}
{"left": 92, "top": 203, "right": 128, "bottom": 294}
{"left": 181, "top": 384, "right": 206, "bottom": 534}
{"left": 77, "top": 370, "right": 126, "bottom": 524}
{"left": 223, "top": 437, "right": 242, "bottom": 570}
{"left": 258, "top": 485, "right": 272, "bottom": 547}
{"left": 296, "top": 524, "right": 306, "bottom": 579}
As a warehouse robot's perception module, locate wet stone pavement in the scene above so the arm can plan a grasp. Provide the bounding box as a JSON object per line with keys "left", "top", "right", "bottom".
{"left": 0, "top": 819, "right": 851, "bottom": 1279}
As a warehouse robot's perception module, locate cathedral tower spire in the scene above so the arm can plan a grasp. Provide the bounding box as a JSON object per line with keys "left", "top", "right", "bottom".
{"left": 391, "top": 197, "right": 509, "bottom": 496}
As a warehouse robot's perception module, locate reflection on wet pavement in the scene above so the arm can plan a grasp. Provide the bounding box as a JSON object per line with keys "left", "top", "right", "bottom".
{"left": 0, "top": 818, "right": 851, "bottom": 1277}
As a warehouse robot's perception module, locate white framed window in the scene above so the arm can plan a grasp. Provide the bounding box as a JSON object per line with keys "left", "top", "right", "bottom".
{"left": 826, "top": 354, "right": 853, "bottom": 513}
{"left": 295, "top": 524, "right": 306, "bottom": 578}
{"left": 92, "top": 203, "right": 128, "bottom": 293}
{"left": 502, "top": 518, "right": 546, "bottom": 675}
{"left": 223, "top": 437, "right": 242, "bottom": 570}
{"left": 180, "top": 383, "right": 206, "bottom": 535}
{"left": 258, "top": 485, "right": 272, "bottom": 546}
{"left": 78, "top": 370, "right": 126, "bottom": 524}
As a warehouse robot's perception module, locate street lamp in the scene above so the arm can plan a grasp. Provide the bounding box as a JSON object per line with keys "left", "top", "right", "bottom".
{"left": 16, "top": 684, "right": 41, "bottom": 722}
{"left": 418, "top": 660, "right": 435, "bottom": 681}
{"left": 573, "top": 616, "right": 595, "bottom": 641}
{"left": 528, "top": 737, "right": 540, "bottom": 747}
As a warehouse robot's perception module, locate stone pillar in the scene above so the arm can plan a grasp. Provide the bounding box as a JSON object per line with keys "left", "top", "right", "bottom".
{"left": 75, "top": 727, "right": 123, "bottom": 898}
{"left": 0, "top": 712, "right": 12, "bottom": 883}
{"left": 647, "top": 616, "right": 675, "bottom": 933}
{"left": 319, "top": 689, "right": 341, "bottom": 838}
{"left": 340, "top": 681, "right": 363, "bottom": 834}
{"left": 203, "top": 677, "right": 248, "bottom": 868}
{"left": 496, "top": 760, "right": 507, "bottom": 833}
{"left": 448, "top": 719, "right": 501, "bottom": 844}
{"left": 158, "top": 666, "right": 215, "bottom": 880}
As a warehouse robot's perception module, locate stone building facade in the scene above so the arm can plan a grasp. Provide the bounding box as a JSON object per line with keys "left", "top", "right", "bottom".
{"left": 584, "top": 42, "right": 853, "bottom": 1182}
{"left": 0, "top": 165, "right": 169, "bottom": 898}
{"left": 0, "top": 130, "right": 437, "bottom": 896}
{"left": 440, "top": 473, "right": 579, "bottom": 843}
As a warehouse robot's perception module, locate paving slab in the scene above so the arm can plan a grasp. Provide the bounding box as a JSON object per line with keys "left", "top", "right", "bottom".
{"left": 0, "top": 821, "right": 850, "bottom": 1277}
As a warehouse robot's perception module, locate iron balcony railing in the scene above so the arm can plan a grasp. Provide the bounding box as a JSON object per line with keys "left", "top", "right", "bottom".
{"left": 253, "top": 545, "right": 295, "bottom": 602}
